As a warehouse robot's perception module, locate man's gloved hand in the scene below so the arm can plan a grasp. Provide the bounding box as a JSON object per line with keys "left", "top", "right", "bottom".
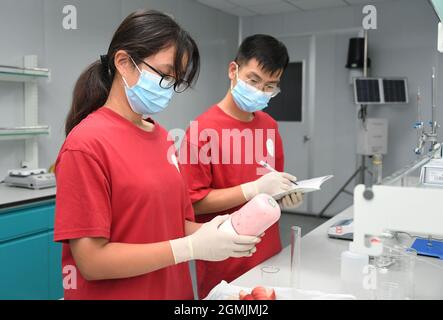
{"left": 169, "top": 215, "right": 261, "bottom": 264}
{"left": 241, "top": 171, "right": 297, "bottom": 201}
{"left": 278, "top": 192, "right": 304, "bottom": 210}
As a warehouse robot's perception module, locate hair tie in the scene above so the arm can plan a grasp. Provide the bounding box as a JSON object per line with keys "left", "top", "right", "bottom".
{"left": 100, "top": 54, "right": 111, "bottom": 80}
{"left": 100, "top": 54, "right": 109, "bottom": 66}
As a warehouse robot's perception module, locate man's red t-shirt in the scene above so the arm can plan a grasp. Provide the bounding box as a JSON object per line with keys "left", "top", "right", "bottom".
{"left": 54, "top": 107, "right": 195, "bottom": 300}
{"left": 179, "top": 105, "right": 284, "bottom": 299}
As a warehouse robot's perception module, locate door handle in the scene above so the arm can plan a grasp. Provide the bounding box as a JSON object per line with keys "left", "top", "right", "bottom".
{"left": 303, "top": 135, "right": 311, "bottom": 143}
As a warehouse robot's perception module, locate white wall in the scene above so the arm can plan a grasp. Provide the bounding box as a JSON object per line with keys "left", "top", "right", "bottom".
{"left": 242, "top": 0, "right": 443, "bottom": 216}
{"left": 0, "top": 0, "right": 238, "bottom": 176}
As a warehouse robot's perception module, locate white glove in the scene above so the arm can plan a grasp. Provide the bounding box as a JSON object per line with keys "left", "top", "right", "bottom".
{"left": 241, "top": 171, "right": 296, "bottom": 201}
{"left": 169, "top": 215, "right": 260, "bottom": 263}
{"left": 278, "top": 192, "right": 304, "bottom": 210}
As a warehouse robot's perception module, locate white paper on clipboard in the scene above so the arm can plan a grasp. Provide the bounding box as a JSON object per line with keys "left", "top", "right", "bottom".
{"left": 272, "top": 175, "right": 334, "bottom": 200}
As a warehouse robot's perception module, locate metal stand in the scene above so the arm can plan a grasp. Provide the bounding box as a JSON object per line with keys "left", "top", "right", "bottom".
{"left": 318, "top": 156, "right": 371, "bottom": 218}
{"left": 318, "top": 30, "right": 373, "bottom": 218}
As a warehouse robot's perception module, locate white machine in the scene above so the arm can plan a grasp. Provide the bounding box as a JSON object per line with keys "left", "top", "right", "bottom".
{"left": 350, "top": 183, "right": 443, "bottom": 256}
{"left": 420, "top": 158, "right": 443, "bottom": 186}
{"left": 4, "top": 168, "right": 56, "bottom": 190}
{"left": 357, "top": 118, "right": 388, "bottom": 156}
{"left": 328, "top": 219, "right": 354, "bottom": 240}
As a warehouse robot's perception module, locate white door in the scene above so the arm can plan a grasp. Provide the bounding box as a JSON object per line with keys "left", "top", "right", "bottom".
{"left": 276, "top": 35, "right": 314, "bottom": 214}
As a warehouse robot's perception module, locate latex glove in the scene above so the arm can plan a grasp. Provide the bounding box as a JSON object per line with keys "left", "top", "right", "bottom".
{"left": 169, "top": 215, "right": 261, "bottom": 264}
{"left": 278, "top": 192, "right": 304, "bottom": 210}
{"left": 241, "top": 171, "right": 296, "bottom": 201}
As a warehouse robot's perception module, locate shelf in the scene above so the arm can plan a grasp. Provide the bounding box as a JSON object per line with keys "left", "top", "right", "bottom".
{"left": 0, "top": 65, "right": 50, "bottom": 83}
{"left": 0, "top": 126, "right": 50, "bottom": 141}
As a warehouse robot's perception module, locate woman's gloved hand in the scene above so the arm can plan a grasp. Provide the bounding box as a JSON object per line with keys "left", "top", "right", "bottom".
{"left": 278, "top": 192, "right": 304, "bottom": 210}
{"left": 241, "top": 171, "right": 296, "bottom": 201}
{"left": 169, "top": 215, "right": 261, "bottom": 264}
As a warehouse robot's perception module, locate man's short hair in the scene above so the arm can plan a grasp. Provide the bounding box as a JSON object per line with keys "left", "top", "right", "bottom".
{"left": 235, "top": 34, "right": 289, "bottom": 76}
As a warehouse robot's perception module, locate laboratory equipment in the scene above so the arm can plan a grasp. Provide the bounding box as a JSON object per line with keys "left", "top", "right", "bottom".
{"left": 414, "top": 68, "right": 440, "bottom": 155}
{"left": 218, "top": 193, "right": 280, "bottom": 236}
{"left": 353, "top": 77, "right": 408, "bottom": 105}
{"left": 260, "top": 266, "right": 281, "bottom": 287}
{"left": 350, "top": 144, "right": 443, "bottom": 257}
{"left": 328, "top": 219, "right": 354, "bottom": 240}
{"left": 411, "top": 238, "right": 443, "bottom": 259}
{"left": 290, "top": 226, "right": 301, "bottom": 289}
{"left": 372, "top": 154, "right": 383, "bottom": 184}
{"left": 340, "top": 250, "right": 370, "bottom": 298}
{"left": 373, "top": 245, "right": 417, "bottom": 300}
{"left": 357, "top": 118, "right": 388, "bottom": 155}
{"left": 7, "top": 168, "right": 47, "bottom": 177}
{"left": 4, "top": 172, "right": 56, "bottom": 190}
{"left": 419, "top": 158, "right": 443, "bottom": 186}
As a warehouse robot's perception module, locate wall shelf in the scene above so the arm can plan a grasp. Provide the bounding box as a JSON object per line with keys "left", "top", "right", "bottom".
{"left": 0, "top": 56, "right": 51, "bottom": 168}
{"left": 0, "top": 65, "right": 50, "bottom": 83}
{"left": 0, "top": 126, "right": 50, "bottom": 141}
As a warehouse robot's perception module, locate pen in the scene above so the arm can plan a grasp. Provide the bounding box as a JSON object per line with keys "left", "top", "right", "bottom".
{"left": 258, "top": 160, "right": 298, "bottom": 185}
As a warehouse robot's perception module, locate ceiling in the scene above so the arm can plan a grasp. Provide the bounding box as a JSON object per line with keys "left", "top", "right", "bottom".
{"left": 196, "top": 0, "right": 395, "bottom": 17}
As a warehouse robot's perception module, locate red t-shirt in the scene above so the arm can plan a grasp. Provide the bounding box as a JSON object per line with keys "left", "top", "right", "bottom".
{"left": 54, "top": 107, "right": 195, "bottom": 300}
{"left": 179, "top": 105, "right": 284, "bottom": 299}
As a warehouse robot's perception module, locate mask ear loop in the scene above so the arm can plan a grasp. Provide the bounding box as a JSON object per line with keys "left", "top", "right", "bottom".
{"left": 123, "top": 55, "right": 142, "bottom": 88}
{"left": 129, "top": 56, "right": 142, "bottom": 74}
{"left": 122, "top": 76, "right": 130, "bottom": 88}
{"left": 231, "top": 62, "right": 240, "bottom": 90}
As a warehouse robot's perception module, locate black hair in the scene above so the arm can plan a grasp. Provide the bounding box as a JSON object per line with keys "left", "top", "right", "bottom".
{"left": 65, "top": 9, "right": 200, "bottom": 136}
{"left": 235, "top": 34, "right": 289, "bottom": 76}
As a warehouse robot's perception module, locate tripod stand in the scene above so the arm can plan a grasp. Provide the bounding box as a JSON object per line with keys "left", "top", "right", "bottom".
{"left": 318, "top": 154, "right": 372, "bottom": 218}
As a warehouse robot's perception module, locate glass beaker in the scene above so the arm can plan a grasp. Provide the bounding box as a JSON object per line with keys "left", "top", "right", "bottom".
{"left": 260, "top": 266, "right": 281, "bottom": 287}
{"left": 373, "top": 245, "right": 417, "bottom": 300}
{"left": 290, "top": 226, "right": 302, "bottom": 289}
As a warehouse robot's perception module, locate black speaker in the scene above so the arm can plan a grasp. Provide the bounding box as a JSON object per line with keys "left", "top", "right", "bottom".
{"left": 345, "top": 37, "right": 371, "bottom": 69}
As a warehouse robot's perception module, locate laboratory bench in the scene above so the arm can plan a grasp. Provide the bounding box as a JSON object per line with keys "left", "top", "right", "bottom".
{"left": 0, "top": 183, "right": 62, "bottom": 300}
{"left": 231, "top": 206, "right": 443, "bottom": 300}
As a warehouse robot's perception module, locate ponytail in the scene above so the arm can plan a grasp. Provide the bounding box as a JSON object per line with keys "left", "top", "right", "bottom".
{"left": 65, "top": 58, "right": 112, "bottom": 136}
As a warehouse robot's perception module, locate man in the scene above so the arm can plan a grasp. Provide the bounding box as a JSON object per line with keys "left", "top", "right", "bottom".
{"left": 179, "top": 34, "right": 303, "bottom": 299}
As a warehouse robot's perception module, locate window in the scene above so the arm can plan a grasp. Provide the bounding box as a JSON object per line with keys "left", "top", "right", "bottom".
{"left": 265, "top": 62, "right": 303, "bottom": 122}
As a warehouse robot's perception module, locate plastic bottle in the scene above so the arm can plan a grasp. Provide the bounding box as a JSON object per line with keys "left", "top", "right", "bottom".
{"left": 219, "top": 194, "right": 281, "bottom": 236}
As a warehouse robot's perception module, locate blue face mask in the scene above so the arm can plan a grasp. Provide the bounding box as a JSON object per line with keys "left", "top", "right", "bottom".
{"left": 123, "top": 58, "right": 174, "bottom": 116}
{"left": 231, "top": 66, "right": 274, "bottom": 113}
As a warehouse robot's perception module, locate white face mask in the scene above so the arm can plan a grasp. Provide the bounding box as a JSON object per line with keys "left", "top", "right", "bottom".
{"left": 122, "top": 57, "right": 175, "bottom": 116}
{"left": 230, "top": 64, "right": 274, "bottom": 113}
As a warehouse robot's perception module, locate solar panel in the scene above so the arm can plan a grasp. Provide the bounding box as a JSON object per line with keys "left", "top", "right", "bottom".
{"left": 353, "top": 77, "right": 408, "bottom": 105}
{"left": 383, "top": 79, "right": 408, "bottom": 103}
{"left": 355, "top": 79, "right": 381, "bottom": 104}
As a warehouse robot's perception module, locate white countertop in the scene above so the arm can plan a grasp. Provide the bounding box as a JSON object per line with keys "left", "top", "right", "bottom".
{"left": 0, "top": 183, "right": 56, "bottom": 208}
{"left": 231, "top": 206, "right": 443, "bottom": 300}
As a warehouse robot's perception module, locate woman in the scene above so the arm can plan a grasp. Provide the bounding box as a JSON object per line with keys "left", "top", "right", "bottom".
{"left": 54, "top": 9, "right": 260, "bottom": 300}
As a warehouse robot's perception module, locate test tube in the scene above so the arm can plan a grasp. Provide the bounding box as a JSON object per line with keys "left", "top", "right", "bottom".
{"left": 290, "top": 226, "right": 302, "bottom": 289}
